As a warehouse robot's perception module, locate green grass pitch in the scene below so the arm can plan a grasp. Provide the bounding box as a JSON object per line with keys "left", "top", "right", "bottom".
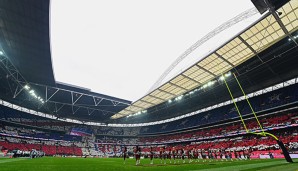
{"left": 0, "top": 157, "right": 297, "bottom": 171}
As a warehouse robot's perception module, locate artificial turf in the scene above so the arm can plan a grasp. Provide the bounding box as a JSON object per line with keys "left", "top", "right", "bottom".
{"left": 0, "top": 157, "right": 297, "bottom": 171}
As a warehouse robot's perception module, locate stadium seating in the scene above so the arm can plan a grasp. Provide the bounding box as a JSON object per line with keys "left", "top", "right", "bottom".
{"left": 0, "top": 83, "right": 298, "bottom": 158}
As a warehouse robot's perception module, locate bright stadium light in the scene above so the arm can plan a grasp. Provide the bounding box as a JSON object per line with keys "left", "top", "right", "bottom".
{"left": 27, "top": 89, "right": 44, "bottom": 103}
{"left": 225, "top": 72, "right": 232, "bottom": 77}
{"left": 175, "top": 95, "right": 183, "bottom": 101}
{"left": 207, "top": 81, "right": 214, "bottom": 87}
{"left": 24, "top": 85, "right": 30, "bottom": 90}
{"left": 0, "top": 51, "right": 3, "bottom": 55}
{"left": 168, "top": 99, "right": 172, "bottom": 103}
{"left": 219, "top": 76, "right": 225, "bottom": 81}
{"left": 219, "top": 72, "right": 231, "bottom": 81}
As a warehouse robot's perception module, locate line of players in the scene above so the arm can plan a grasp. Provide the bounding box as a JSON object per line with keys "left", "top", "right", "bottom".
{"left": 123, "top": 146, "right": 252, "bottom": 165}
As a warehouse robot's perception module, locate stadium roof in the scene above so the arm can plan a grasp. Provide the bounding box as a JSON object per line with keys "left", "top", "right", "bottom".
{"left": 111, "top": 0, "right": 298, "bottom": 119}
{"left": 0, "top": 0, "right": 55, "bottom": 86}
{"left": 0, "top": 0, "right": 131, "bottom": 122}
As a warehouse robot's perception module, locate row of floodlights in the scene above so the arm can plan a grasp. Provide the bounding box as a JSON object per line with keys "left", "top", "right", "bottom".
{"left": 126, "top": 72, "right": 232, "bottom": 118}
{"left": 0, "top": 51, "right": 45, "bottom": 104}
{"left": 24, "top": 85, "right": 44, "bottom": 103}
{"left": 168, "top": 72, "right": 232, "bottom": 103}
{"left": 288, "top": 35, "right": 298, "bottom": 41}
{"left": 126, "top": 110, "right": 147, "bottom": 118}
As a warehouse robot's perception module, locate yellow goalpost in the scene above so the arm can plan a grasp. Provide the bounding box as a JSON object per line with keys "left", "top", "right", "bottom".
{"left": 221, "top": 72, "right": 293, "bottom": 162}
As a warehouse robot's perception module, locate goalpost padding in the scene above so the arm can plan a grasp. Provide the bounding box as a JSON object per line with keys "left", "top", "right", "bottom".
{"left": 276, "top": 139, "right": 293, "bottom": 163}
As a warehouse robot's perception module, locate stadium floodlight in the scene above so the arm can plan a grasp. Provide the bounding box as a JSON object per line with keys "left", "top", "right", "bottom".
{"left": 24, "top": 85, "right": 30, "bottom": 90}
{"left": 168, "top": 99, "right": 172, "bottom": 103}
{"left": 225, "top": 72, "right": 232, "bottom": 77}
{"left": 27, "top": 88, "right": 44, "bottom": 103}
{"left": 219, "top": 76, "right": 225, "bottom": 81}
{"left": 207, "top": 81, "right": 214, "bottom": 87}
{"left": 219, "top": 72, "right": 231, "bottom": 81}
{"left": 176, "top": 95, "right": 183, "bottom": 101}
{"left": 0, "top": 51, "right": 3, "bottom": 55}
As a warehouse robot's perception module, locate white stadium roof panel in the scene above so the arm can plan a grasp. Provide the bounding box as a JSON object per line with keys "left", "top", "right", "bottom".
{"left": 278, "top": 0, "right": 298, "bottom": 32}
{"left": 149, "top": 98, "right": 164, "bottom": 104}
{"left": 133, "top": 101, "right": 152, "bottom": 109}
{"left": 176, "top": 78, "right": 199, "bottom": 90}
{"left": 111, "top": 0, "right": 298, "bottom": 119}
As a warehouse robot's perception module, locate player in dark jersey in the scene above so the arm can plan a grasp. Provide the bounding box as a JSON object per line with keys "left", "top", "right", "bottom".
{"left": 168, "top": 148, "right": 172, "bottom": 164}
{"left": 123, "top": 147, "right": 127, "bottom": 164}
{"left": 149, "top": 147, "right": 154, "bottom": 164}
{"left": 214, "top": 151, "right": 218, "bottom": 161}
{"left": 185, "top": 149, "right": 190, "bottom": 163}
{"left": 159, "top": 147, "right": 163, "bottom": 164}
{"left": 181, "top": 149, "right": 185, "bottom": 163}
{"left": 247, "top": 148, "right": 252, "bottom": 160}
{"left": 194, "top": 148, "right": 199, "bottom": 163}
{"left": 172, "top": 147, "right": 177, "bottom": 164}
{"left": 208, "top": 150, "right": 213, "bottom": 162}
{"left": 135, "top": 146, "right": 141, "bottom": 165}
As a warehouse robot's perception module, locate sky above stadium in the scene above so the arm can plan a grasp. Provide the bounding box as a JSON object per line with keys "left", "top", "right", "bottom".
{"left": 50, "top": 0, "right": 259, "bottom": 101}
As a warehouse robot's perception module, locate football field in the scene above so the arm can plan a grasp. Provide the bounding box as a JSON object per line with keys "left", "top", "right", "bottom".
{"left": 0, "top": 157, "right": 297, "bottom": 171}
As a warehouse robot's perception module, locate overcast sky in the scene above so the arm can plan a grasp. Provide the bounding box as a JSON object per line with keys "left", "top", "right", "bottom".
{"left": 50, "top": 0, "right": 259, "bottom": 102}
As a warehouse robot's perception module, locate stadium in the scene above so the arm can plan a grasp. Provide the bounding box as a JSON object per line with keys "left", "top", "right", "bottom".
{"left": 0, "top": 0, "right": 298, "bottom": 170}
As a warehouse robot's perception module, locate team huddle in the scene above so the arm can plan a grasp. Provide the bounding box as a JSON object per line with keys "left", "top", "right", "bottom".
{"left": 123, "top": 146, "right": 252, "bottom": 165}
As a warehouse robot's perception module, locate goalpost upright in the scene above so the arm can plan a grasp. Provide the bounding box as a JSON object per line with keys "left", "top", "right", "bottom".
{"left": 221, "top": 72, "right": 293, "bottom": 163}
